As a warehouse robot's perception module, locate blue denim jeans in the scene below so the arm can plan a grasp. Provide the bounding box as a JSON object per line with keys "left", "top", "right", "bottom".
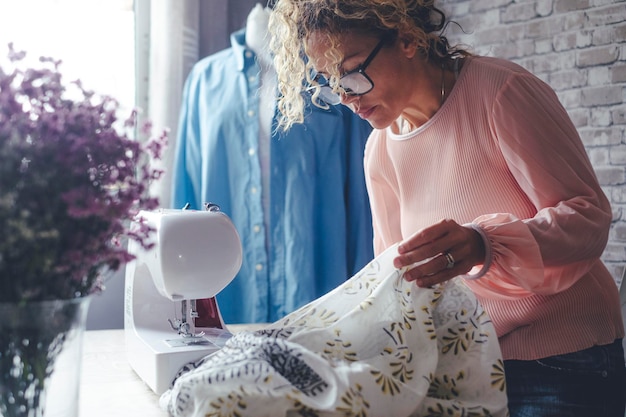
{"left": 504, "top": 339, "right": 626, "bottom": 417}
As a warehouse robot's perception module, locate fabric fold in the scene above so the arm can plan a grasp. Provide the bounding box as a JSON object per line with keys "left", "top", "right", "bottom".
{"left": 161, "top": 244, "right": 508, "bottom": 417}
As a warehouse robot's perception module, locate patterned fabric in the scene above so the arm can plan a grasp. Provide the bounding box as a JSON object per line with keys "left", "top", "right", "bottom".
{"left": 161, "top": 245, "right": 508, "bottom": 417}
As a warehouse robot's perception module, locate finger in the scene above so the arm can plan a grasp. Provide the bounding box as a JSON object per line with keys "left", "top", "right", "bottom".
{"left": 404, "top": 252, "right": 474, "bottom": 286}
{"left": 443, "top": 251, "right": 455, "bottom": 270}
{"left": 405, "top": 252, "right": 452, "bottom": 277}
{"left": 395, "top": 220, "right": 463, "bottom": 268}
{"left": 397, "top": 219, "right": 456, "bottom": 254}
{"left": 394, "top": 239, "right": 452, "bottom": 269}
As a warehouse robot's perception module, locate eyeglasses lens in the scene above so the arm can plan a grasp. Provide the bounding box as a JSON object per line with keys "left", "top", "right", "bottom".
{"left": 318, "top": 85, "right": 341, "bottom": 105}
{"left": 314, "top": 72, "right": 373, "bottom": 105}
{"left": 341, "top": 72, "right": 373, "bottom": 95}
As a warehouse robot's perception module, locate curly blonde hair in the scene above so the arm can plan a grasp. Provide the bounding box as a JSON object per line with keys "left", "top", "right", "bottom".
{"left": 268, "top": 0, "right": 469, "bottom": 131}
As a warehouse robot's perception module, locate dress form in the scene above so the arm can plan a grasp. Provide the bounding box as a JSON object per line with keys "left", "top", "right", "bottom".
{"left": 246, "top": 4, "right": 276, "bottom": 248}
{"left": 172, "top": 24, "right": 375, "bottom": 323}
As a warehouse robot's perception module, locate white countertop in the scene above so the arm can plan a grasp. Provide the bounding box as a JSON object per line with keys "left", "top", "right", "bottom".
{"left": 79, "top": 325, "right": 264, "bottom": 417}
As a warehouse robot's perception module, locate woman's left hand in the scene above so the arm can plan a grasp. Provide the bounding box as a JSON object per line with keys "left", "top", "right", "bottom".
{"left": 393, "top": 219, "right": 485, "bottom": 287}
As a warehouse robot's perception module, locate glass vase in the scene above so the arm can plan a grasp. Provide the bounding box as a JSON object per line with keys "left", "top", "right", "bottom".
{"left": 0, "top": 297, "right": 91, "bottom": 417}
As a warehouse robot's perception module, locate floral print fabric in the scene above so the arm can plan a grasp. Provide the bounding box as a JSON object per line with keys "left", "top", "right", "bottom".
{"left": 161, "top": 244, "right": 508, "bottom": 417}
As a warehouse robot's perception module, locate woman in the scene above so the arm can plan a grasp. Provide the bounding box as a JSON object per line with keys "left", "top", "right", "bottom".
{"left": 268, "top": 0, "right": 626, "bottom": 415}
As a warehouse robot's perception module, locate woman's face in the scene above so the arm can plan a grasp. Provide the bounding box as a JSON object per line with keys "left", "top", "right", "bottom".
{"left": 305, "top": 30, "right": 421, "bottom": 129}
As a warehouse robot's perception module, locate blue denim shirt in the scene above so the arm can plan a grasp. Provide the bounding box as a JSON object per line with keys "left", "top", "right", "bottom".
{"left": 171, "top": 29, "right": 374, "bottom": 323}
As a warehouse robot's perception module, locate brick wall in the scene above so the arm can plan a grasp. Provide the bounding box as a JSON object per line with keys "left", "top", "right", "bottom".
{"left": 443, "top": 0, "right": 626, "bottom": 286}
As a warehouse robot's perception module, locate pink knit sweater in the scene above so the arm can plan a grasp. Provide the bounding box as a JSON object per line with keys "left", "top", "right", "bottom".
{"left": 364, "top": 56, "right": 624, "bottom": 360}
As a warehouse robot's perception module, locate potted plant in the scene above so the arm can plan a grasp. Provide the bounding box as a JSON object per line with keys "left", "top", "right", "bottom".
{"left": 0, "top": 43, "right": 167, "bottom": 417}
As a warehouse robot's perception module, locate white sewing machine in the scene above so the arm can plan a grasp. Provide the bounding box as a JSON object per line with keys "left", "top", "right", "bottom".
{"left": 124, "top": 205, "right": 242, "bottom": 395}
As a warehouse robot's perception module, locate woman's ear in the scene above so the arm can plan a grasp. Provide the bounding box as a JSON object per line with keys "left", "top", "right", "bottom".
{"left": 398, "top": 35, "right": 419, "bottom": 60}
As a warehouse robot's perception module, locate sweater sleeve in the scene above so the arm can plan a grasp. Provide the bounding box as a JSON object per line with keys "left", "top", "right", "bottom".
{"left": 466, "top": 71, "right": 612, "bottom": 299}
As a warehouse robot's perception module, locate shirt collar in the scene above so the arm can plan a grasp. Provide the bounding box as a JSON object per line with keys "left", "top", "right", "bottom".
{"left": 231, "top": 28, "right": 257, "bottom": 72}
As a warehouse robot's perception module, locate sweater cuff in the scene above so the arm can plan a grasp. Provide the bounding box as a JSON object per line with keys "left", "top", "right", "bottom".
{"left": 462, "top": 223, "right": 492, "bottom": 280}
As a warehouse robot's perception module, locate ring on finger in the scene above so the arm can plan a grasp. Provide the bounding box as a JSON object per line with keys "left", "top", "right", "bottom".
{"left": 444, "top": 251, "right": 455, "bottom": 269}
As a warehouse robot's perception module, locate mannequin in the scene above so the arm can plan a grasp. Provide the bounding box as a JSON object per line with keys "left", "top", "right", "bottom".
{"left": 171, "top": 5, "right": 374, "bottom": 324}
{"left": 246, "top": 4, "right": 276, "bottom": 132}
{"left": 245, "top": 4, "right": 273, "bottom": 67}
{"left": 245, "top": 4, "right": 276, "bottom": 246}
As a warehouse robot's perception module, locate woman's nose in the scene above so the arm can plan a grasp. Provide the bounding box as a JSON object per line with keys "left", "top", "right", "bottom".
{"left": 339, "top": 93, "right": 357, "bottom": 106}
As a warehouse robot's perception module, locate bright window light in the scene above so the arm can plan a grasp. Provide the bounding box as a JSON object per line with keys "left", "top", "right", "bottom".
{"left": 0, "top": 0, "right": 135, "bottom": 115}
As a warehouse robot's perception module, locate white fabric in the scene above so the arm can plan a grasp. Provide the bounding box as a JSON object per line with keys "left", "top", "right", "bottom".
{"left": 161, "top": 244, "right": 508, "bottom": 417}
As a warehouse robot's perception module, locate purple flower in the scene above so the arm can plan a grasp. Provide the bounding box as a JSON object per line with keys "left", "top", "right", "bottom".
{"left": 0, "top": 43, "right": 167, "bottom": 302}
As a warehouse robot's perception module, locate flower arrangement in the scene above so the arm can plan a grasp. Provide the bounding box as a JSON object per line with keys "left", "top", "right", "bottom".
{"left": 0, "top": 44, "right": 167, "bottom": 303}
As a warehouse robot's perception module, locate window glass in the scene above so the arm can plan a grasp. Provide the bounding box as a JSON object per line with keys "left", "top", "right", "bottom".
{"left": 0, "top": 0, "right": 135, "bottom": 115}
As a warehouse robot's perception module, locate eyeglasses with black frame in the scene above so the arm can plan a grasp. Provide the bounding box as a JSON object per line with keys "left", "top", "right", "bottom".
{"left": 308, "top": 37, "right": 387, "bottom": 106}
